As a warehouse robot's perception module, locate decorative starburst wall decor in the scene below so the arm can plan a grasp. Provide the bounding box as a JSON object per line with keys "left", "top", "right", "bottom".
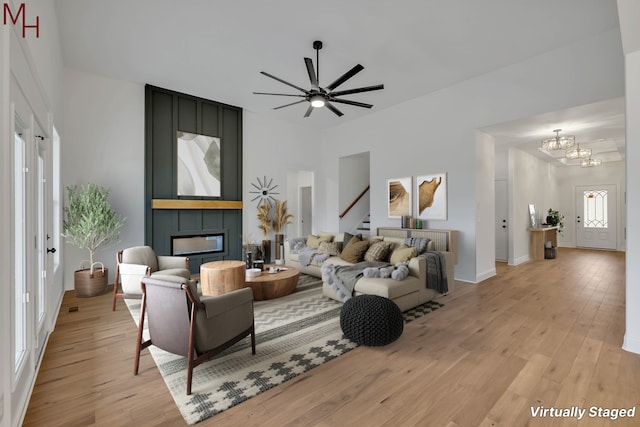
{"left": 249, "top": 176, "right": 279, "bottom": 206}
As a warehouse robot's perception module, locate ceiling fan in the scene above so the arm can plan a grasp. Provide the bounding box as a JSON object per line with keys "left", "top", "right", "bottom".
{"left": 253, "top": 40, "right": 384, "bottom": 117}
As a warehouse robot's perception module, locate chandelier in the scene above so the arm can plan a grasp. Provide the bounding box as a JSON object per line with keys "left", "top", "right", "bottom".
{"left": 566, "top": 143, "right": 592, "bottom": 160}
{"left": 580, "top": 156, "right": 602, "bottom": 168}
{"left": 541, "top": 129, "right": 575, "bottom": 151}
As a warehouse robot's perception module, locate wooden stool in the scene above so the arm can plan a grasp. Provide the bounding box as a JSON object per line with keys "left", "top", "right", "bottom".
{"left": 200, "top": 260, "right": 246, "bottom": 296}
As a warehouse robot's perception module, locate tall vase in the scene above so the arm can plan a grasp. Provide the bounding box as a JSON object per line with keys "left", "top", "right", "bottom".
{"left": 275, "top": 233, "right": 284, "bottom": 262}
{"left": 262, "top": 239, "right": 271, "bottom": 264}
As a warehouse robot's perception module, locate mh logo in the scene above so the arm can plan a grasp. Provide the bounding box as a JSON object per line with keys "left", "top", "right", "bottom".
{"left": 3, "top": 3, "right": 39, "bottom": 38}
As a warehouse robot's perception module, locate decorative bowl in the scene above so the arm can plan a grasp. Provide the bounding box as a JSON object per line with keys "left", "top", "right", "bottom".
{"left": 246, "top": 268, "right": 261, "bottom": 277}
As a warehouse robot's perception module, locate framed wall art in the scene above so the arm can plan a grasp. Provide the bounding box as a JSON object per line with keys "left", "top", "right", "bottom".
{"left": 177, "top": 131, "right": 221, "bottom": 197}
{"left": 415, "top": 173, "right": 447, "bottom": 220}
{"left": 387, "top": 177, "right": 412, "bottom": 218}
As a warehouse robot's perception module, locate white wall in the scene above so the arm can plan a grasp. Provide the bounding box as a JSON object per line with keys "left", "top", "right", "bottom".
{"left": 475, "top": 131, "right": 496, "bottom": 281}
{"left": 509, "top": 148, "right": 559, "bottom": 265}
{"left": 495, "top": 149, "right": 509, "bottom": 181}
{"left": 619, "top": 0, "right": 640, "bottom": 353}
{"left": 62, "top": 69, "right": 145, "bottom": 289}
{"left": 242, "top": 110, "right": 322, "bottom": 243}
{"left": 24, "top": 0, "right": 64, "bottom": 125}
{"left": 319, "top": 29, "right": 623, "bottom": 282}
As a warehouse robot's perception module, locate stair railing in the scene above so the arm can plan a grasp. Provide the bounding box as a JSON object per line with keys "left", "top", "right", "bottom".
{"left": 339, "top": 185, "right": 370, "bottom": 219}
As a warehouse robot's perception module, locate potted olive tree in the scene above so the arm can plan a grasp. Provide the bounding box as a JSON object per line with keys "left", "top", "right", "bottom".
{"left": 62, "top": 183, "right": 125, "bottom": 297}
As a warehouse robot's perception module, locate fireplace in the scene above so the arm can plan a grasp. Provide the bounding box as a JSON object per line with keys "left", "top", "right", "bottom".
{"left": 171, "top": 233, "right": 225, "bottom": 256}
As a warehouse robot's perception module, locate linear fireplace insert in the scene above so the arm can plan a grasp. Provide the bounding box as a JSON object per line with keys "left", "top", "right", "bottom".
{"left": 171, "top": 233, "right": 224, "bottom": 256}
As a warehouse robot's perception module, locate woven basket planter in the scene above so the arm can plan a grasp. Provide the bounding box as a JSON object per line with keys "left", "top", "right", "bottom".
{"left": 74, "top": 264, "right": 108, "bottom": 297}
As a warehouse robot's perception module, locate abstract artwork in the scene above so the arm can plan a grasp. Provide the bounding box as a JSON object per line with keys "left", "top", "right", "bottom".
{"left": 387, "top": 177, "right": 412, "bottom": 218}
{"left": 177, "top": 131, "right": 221, "bottom": 197}
{"left": 415, "top": 173, "right": 447, "bottom": 220}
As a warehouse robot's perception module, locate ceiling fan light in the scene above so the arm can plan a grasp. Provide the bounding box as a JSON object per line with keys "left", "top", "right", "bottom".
{"left": 310, "top": 95, "right": 325, "bottom": 108}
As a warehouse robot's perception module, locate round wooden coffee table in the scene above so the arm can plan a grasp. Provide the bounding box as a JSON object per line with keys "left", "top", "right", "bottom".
{"left": 244, "top": 265, "right": 300, "bottom": 301}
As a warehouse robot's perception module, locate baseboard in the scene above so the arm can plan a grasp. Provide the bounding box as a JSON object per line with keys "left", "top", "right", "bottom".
{"left": 476, "top": 268, "right": 496, "bottom": 283}
{"left": 623, "top": 333, "right": 640, "bottom": 355}
{"left": 510, "top": 255, "right": 530, "bottom": 266}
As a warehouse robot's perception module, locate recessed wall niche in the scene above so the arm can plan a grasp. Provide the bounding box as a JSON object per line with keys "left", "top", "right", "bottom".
{"left": 145, "top": 85, "right": 243, "bottom": 274}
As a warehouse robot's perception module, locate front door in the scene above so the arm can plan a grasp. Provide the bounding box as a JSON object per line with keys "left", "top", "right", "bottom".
{"left": 575, "top": 185, "right": 617, "bottom": 250}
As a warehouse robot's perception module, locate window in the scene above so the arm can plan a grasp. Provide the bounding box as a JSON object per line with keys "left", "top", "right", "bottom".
{"left": 14, "top": 130, "right": 27, "bottom": 372}
{"left": 583, "top": 189, "right": 608, "bottom": 228}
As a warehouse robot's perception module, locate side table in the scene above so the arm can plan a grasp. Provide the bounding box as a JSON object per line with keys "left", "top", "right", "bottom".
{"left": 200, "top": 260, "right": 246, "bottom": 296}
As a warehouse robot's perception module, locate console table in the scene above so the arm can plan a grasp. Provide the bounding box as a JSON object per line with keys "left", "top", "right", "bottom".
{"left": 377, "top": 227, "right": 458, "bottom": 264}
{"left": 529, "top": 227, "right": 558, "bottom": 260}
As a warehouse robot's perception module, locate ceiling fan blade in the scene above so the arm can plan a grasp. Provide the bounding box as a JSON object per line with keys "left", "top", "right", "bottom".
{"left": 330, "top": 98, "right": 373, "bottom": 109}
{"left": 304, "top": 104, "right": 314, "bottom": 117}
{"left": 304, "top": 58, "right": 318, "bottom": 89}
{"left": 274, "top": 100, "right": 307, "bottom": 110}
{"left": 326, "top": 64, "right": 364, "bottom": 91}
{"left": 253, "top": 92, "right": 306, "bottom": 97}
{"left": 260, "top": 71, "right": 309, "bottom": 94}
{"left": 330, "top": 84, "right": 384, "bottom": 97}
{"left": 325, "top": 102, "right": 344, "bottom": 117}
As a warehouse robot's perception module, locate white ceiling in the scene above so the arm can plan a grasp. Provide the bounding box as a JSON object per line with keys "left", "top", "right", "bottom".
{"left": 482, "top": 97, "right": 626, "bottom": 166}
{"left": 54, "top": 0, "right": 625, "bottom": 163}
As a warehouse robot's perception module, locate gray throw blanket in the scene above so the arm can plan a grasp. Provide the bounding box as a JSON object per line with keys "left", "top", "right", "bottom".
{"left": 297, "top": 246, "right": 317, "bottom": 266}
{"left": 419, "top": 251, "right": 448, "bottom": 294}
{"left": 322, "top": 261, "right": 388, "bottom": 302}
{"left": 297, "top": 246, "right": 330, "bottom": 266}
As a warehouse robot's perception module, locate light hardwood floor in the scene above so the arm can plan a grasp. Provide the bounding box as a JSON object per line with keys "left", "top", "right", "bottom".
{"left": 24, "top": 248, "right": 639, "bottom": 426}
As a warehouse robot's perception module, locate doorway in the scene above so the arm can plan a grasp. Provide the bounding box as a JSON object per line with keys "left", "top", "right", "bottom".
{"left": 299, "top": 186, "right": 312, "bottom": 237}
{"left": 287, "top": 170, "right": 314, "bottom": 237}
{"left": 10, "top": 72, "right": 55, "bottom": 423}
{"left": 575, "top": 184, "right": 617, "bottom": 250}
{"left": 495, "top": 179, "right": 508, "bottom": 261}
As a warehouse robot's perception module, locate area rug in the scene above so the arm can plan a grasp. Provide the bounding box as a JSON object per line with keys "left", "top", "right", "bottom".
{"left": 125, "top": 274, "right": 443, "bottom": 424}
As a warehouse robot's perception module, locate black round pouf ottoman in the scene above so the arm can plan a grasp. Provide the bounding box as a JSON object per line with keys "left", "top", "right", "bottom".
{"left": 340, "top": 295, "right": 404, "bottom": 346}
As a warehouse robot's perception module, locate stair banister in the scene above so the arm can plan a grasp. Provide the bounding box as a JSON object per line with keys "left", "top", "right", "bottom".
{"left": 339, "top": 185, "right": 370, "bottom": 219}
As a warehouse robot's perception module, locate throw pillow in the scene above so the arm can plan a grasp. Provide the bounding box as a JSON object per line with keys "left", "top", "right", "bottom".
{"left": 364, "top": 241, "right": 392, "bottom": 262}
{"left": 288, "top": 237, "right": 307, "bottom": 253}
{"left": 342, "top": 232, "right": 362, "bottom": 247}
{"left": 306, "top": 234, "right": 333, "bottom": 248}
{"left": 390, "top": 244, "right": 418, "bottom": 265}
{"left": 404, "top": 237, "right": 430, "bottom": 254}
{"left": 340, "top": 236, "right": 369, "bottom": 263}
{"left": 391, "top": 263, "right": 410, "bottom": 280}
{"left": 317, "top": 241, "right": 342, "bottom": 256}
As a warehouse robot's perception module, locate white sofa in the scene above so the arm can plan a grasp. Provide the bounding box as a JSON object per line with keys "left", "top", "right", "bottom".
{"left": 284, "top": 232, "right": 454, "bottom": 312}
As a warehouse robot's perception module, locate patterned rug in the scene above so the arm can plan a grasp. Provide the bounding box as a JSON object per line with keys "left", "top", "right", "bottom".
{"left": 125, "top": 274, "right": 443, "bottom": 424}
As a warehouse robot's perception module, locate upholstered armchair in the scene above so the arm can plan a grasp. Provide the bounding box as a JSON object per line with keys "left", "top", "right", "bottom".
{"left": 112, "top": 245, "right": 191, "bottom": 310}
{"left": 134, "top": 275, "right": 256, "bottom": 395}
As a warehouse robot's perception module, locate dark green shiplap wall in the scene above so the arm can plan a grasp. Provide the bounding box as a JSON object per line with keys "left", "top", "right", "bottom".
{"left": 144, "top": 85, "right": 243, "bottom": 274}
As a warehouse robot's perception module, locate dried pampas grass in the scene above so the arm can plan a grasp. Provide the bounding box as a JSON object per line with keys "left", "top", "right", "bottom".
{"left": 272, "top": 200, "right": 294, "bottom": 234}
{"left": 257, "top": 203, "right": 272, "bottom": 238}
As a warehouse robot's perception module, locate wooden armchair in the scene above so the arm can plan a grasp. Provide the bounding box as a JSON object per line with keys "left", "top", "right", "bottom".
{"left": 134, "top": 275, "right": 256, "bottom": 395}
{"left": 112, "top": 245, "right": 191, "bottom": 310}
